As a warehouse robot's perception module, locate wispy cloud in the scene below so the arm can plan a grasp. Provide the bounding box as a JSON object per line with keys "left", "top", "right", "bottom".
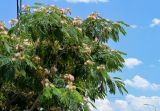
{"left": 124, "top": 75, "right": 160, "bottom": 91}
{"left": 66, "top": 0, "right": 109, "bottom": 3}
{"left": 150, "top": 18, "right": 160, "bottom": 27}
{"left": 130, "top": 25, "right": 138, "bottom": 29}
{"left": 124, "top": 58, "right": 142, "bottom": 68}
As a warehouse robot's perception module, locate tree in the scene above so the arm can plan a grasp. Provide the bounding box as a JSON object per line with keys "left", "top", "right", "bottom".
{"left": 0, "top": 3, "right": 128, "bottom": 111}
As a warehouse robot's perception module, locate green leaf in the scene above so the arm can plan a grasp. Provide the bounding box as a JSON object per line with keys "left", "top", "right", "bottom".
{"left": 20, "top": 70, "right": 26, "bottom": 77}
{"left": 51, "top": 87, "right": 62, "bottom": 96}
{"left": 0, "top": 55, "right": 11, "bottom": 67}
{"left": 118, "top": 26, "right": 127, "bottom": 36}
{"left": 117, "top": 21, "right": 129, "bottom": 27}
{"left": 25, "top": 59, "right": 36, "bottom": 69}
{"left": 72, "top": 90, "right": 83, "bottom": 103}
{"left": 4, "top": 42, "right": 11, "bottom": 53}
{"left": 43, "top": 86, "right": 52, "bottom": 99}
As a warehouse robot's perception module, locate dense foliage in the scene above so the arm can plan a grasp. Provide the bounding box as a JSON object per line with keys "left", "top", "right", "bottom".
{"left": 0, "top": 3, "right": 128, "bottom": 111}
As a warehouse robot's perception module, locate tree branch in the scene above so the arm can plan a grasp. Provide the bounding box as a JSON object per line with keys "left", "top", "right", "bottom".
{"left": 29, "top": 95, "right": 40, "bottom": 111}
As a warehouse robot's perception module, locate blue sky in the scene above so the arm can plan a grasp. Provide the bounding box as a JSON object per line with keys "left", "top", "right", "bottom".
{"left": 1, "top": 0, "right": 160, "bottom": 111}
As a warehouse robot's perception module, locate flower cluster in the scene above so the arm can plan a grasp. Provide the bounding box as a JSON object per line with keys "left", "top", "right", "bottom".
{"left": 64, "top": 74, "right": 76, "bottom": 90}
{"left": 33, "top": 6, "right": 71, "bottom": 16}
{"left": 30, "top": 41, "right": 43, "bottom": 76}
{"left": 23, "top": 39, "right": 31, "bottom": 46}
{"left": 53, "top": 40, "right": 62, "bottom": 50}
{"left": 87, "top": 12, "right": 98, "bottom": 21}
{"left": 77, "top": 27, "right": 82, "bottom": 32}
{"left": 83, "top": 96, "right": 89, "bottom": 102}
{"left": 111, "top": 49, "right": 117, "bottom": 53}
{"left": 15, "top": 44, "right": 24, "bottom": 52}
{"left": 0, "top": 22, "right": 4, "bottom": 31}
{"left": 22, "top": 5, "right": 30, "bottom": 12}
{"left": 32, "top": 55, "right": 41, "bottom": 64}
{"left": 82, "top": 43, "right": 92, "bottom": 54}
{"left": 73, "top": 16, "right": 82, "bottom": 26}
{"left": 60, "top": 20, "right": 67, "bottom": 25}
{"left": 11, "top": 38, "right": 32, "bottom": 62}
{"left": 9, "top": 19, "right": 18, "bottom": 26}
{"left": 60, "top": 8, "right": 71, "bottom": 15}
{"left": 97, "top": 64, "right": 105, "bottom": 71}
{"left": 12, "top": 52, "right": 25, "bottom": 61}
{"left": 0, "top": 22, "right": 7, "bottom": 35}
{"left": 37, "top": 65, "right": 50, "bottom": 78}
{"left": 50, "top": 65, "right": 58, "bottom": 74}
{"left": 11, "top": 42, "right": 27, "bottom": 61}
{"left": 84, "top": 60, "right": 95, "bottom": 65}
{"left": 41, "top": 78, "right": 50, "bottom": 87}
{"left": 33, "top": 6, "right": 47, "bottom": 13}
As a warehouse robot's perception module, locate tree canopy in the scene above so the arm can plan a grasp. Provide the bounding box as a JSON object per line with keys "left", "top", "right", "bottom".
{"left": 0, "top": 3, "right": 128, "bottom": 111}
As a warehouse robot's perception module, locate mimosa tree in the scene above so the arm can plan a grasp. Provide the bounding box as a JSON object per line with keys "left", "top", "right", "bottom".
{"left": 0, "top": 3, "right": 128, "bottom": 111}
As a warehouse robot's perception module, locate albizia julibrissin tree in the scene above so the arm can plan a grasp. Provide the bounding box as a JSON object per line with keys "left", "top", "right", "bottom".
{"left": 0, "top": 3, "right": 128, "bottom": 111}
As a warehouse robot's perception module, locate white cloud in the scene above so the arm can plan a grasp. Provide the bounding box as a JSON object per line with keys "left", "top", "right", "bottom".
{"left": 124, "top": 75, "right": 160, "bottom": 91}
{"left": 89, "top": 99, "right": 113, "bottom": 111}
{"left": 66, "top": 0, "right": 109, "bottom": 3}
{"left": 150, "top": 18, "right": 160, "bottom": 27}
{"left": 124, "top": 58, "right": 142, "bottom": 68}
{"left": 91, "top": 95, "right": 160, "bottom": 111}
{"left": 126, "top": 95, "right": 160, "bottom": 111}
{"left": 114, "top": 100, "right": 131, "bottom": 111}
{"left": 130, "top": 25, "right": 137, "bottom": 29}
